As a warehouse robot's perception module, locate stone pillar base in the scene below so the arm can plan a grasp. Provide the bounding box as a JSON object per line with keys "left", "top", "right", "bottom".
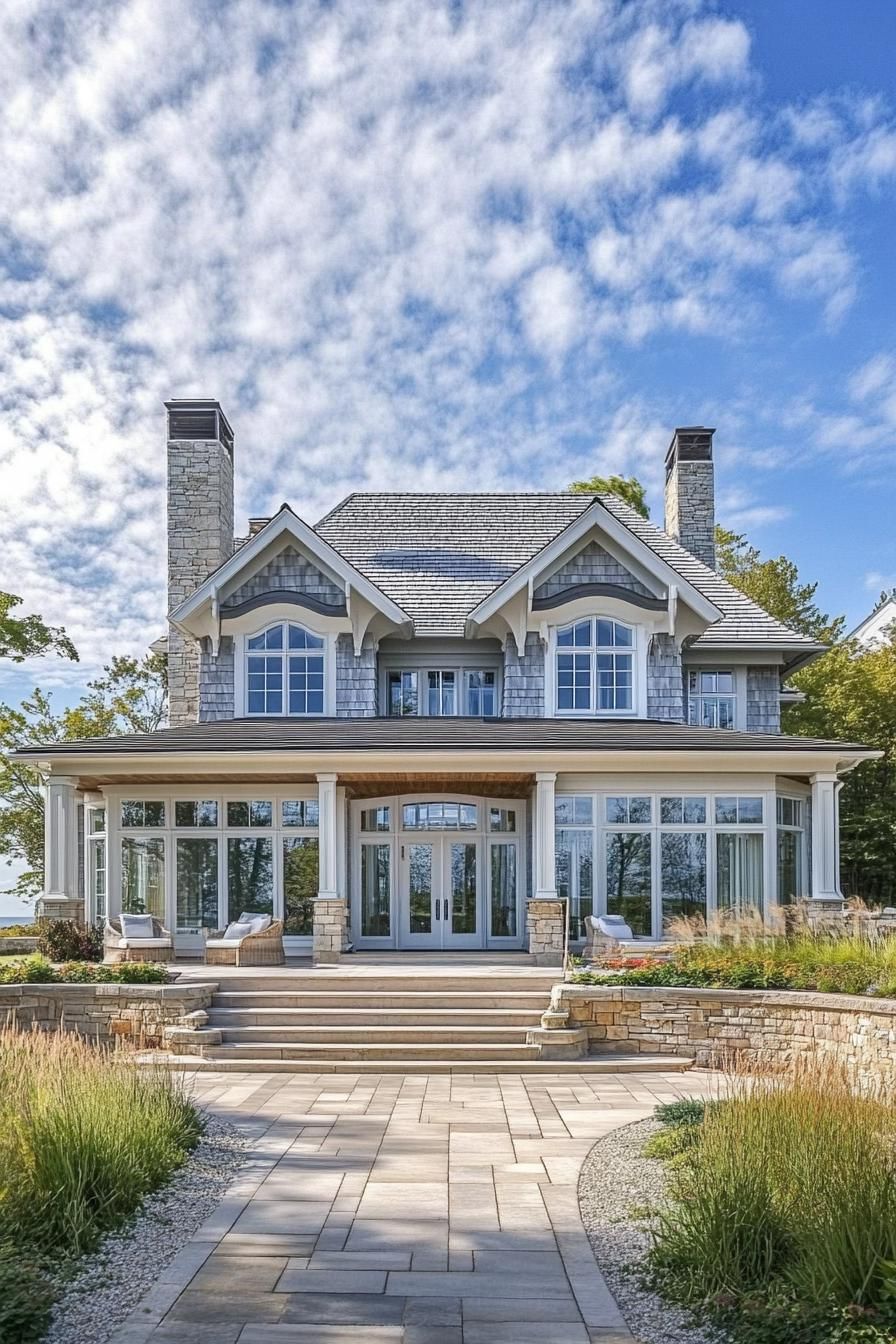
{"left": 805, "top": 897, "right": 845, "bottom": 928}
{"left": 313, "top": 898, "right": 348, "bottom": 965}
{"left": 36, "top": 897, "right": 84, "bottom": 923}
{"left": 527, "top": 898, "right": 565, "bottom": 967}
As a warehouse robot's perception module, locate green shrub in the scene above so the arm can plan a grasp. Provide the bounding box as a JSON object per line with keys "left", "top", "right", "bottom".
{"left": 0, "top": 1244, "right": 54, "bottom": 1344}
{"left": 654, "top": 1098, "right": 707, "bottom": 1127}
{"left": 37, "top": 919, "right": 103, "bottom": 963}
{"left": 0, "top": 957, "right": 170, "bottom": 986}
{"left": 642, "top": 1123, "right": 701, "bottom": 1162}
{"left": 648, "top": 1065, "right": 896, "bottom": 1342}
{"left": 0, "top": 1027, "right": 201, "bottom": 1259}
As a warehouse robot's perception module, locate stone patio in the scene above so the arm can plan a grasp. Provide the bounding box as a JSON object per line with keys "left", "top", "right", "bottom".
{"left": 115, "top": 1067, "right": 714, "bottom": 1343}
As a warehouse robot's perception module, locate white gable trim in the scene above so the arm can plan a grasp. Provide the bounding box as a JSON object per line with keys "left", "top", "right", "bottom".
{"left": 169, "top": 507, "right": 411, "bottom": 640}
{"left": 465, "top": 499, "right": 722, "bottom": 635}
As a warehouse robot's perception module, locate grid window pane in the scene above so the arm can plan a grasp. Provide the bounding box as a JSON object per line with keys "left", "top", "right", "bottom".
{"left": 360, "top": 806, "right": 391, "bottom": 832}
{"left": 282, "top": 800, "right": 319, "bottom": 828}
{"left": 175, "top": 800, "right": 218, "bottom": 828}
{"left": 288, "top": 625, "right": 324, "bottom": 650}
{"left": 606, "top": 832, "right": 652, "bottom": 936}
{"left": 176, "top": 837, "right": 219, "bottom": 931}
{"left": 489, "top": 807, "right": 517, "bottom": 833}
{"left": 389, "top": 670, "right": 418, "bottom": 716}
{"left": 121, "top": 837, "right": 165, "bottom": 918}
{"left": 661, "top": 832, "right": 707, "bottom": 925}
{"left": 227, "top": 837, "right": 273, "bottom": 923}
{"left": 121, "top": 800, "right": 165, "bottom": 828}
{"left": 283, "top": 837, "right": 319, "bottom": 934}
{"left": 555, "top": 796, "right": 593, "bottom": 826}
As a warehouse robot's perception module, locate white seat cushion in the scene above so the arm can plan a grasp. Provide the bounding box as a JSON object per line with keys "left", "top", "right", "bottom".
{"left": 117, "top": 938, "right": 172, "bottom": 949}
{"left": 223, "top": 921, "right": 253, "bottom": 942}
{"left": 205, "top": 938, "right": 245, "bottom": 950}
{"left": 589, "top": 914, "right": 636, "bottom": 941}
{"left": 120, "top": 913, "right": 156, "bottom": 939}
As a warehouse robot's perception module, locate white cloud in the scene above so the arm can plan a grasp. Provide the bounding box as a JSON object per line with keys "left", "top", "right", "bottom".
{"left": 0, "top": 0, "right": 892, "bottom": 694}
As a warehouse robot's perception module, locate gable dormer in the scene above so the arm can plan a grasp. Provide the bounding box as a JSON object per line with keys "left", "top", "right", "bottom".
{"left": 166, "top": 409, "right": 411, "bottom": 723}
{"left": 466, "top": 499, "right": 722, "bottom": 721}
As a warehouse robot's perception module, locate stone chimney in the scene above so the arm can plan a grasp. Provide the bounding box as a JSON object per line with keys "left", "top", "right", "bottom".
{"left": 166, "top": 399, "right": 235, "bottom": 726}
{"left": 663, "top": 426, "right": 715, "bottom": 570}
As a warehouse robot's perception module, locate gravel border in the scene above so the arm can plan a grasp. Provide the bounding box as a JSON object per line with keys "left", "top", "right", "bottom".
{"left": 578, "top": 1118, "right": 728, "bottom": 1344}
{"left": 42, "top": 1111, "right": 250, "bottom": 1344}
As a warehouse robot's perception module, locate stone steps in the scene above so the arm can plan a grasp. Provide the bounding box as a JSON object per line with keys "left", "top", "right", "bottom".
{"left": 156, "top": 1052, "right": 696, "bottom": 1075}
{"left": 208, "top": 1006, "right": 544, "bottom": 1027}
{"left": 213, "top": 1025, "right": 545, "bottom": 1045}
{"left": 211, "top": 990, "right": 551, "bottom": 1010}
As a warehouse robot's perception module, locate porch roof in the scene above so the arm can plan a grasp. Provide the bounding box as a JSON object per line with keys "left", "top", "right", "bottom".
{"left": 14, "top": 715, "right": 875, "bottom": 760}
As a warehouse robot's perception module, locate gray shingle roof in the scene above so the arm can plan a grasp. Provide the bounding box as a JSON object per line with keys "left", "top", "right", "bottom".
{"left": 14, "top": 716, "right": 872, "bottom": 759}
{"left": 314, "top": 492, "right": 821, "bottom": 654}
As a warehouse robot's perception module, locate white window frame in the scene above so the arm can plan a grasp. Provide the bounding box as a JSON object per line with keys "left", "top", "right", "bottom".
{"left": 685, "top": 666, "right": 747, "bottom": 731}
{"left": 776, "top": 793, "right": 808, "bottom": 904}
{"left": 554, "top": 787, "right": 779, "bottom": 939}
{"left": 235, "top": 621, "right": 335, "bottom": 717}
{"left": 102, "top": 786, "right": 344, "bottom": 951}
{"left": 546, "top": 618, "right": 646, "bottom": 719}
{"left": 381, "top": 660, "right": 502, "bottom": 717}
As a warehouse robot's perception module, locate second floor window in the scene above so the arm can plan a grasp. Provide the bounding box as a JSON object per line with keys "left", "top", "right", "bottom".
{"left": 387, "top": 667, "right": 498, "bottom": 716}
{"left": 556, "top": 618, "right": 634, "bottom": 714}
{"left": 247, "top": 623, "right": 324, "bottom": 715}
{"left": 688, "top": 670, "right": 736, "bottom": 729}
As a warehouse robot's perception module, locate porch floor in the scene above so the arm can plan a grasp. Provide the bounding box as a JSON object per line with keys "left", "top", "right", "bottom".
{"left": 173, "top": 952, "right": 556, "bottom": 984}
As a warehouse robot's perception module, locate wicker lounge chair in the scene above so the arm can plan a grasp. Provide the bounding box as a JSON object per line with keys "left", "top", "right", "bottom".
{"left": 204, "top": 917, "right": 285, "bottom": 967}
{"left": 104, "top": 916, "right": 173, "bottom": 964}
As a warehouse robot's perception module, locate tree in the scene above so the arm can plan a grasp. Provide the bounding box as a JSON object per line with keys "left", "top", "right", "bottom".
{"left": 0, "top": 653, "right": 167, "bottom": 897}
{"left": 714, "top": 526, "right": 842, "bottom": 642}
{"left": 715, "top": 524, "right": 896, "bottom": 900}
{"left": 0, "top": 591, "right": 78, "bottom": 662}
{"left": 569, "top": 474, "right": 650, "bottom": 518}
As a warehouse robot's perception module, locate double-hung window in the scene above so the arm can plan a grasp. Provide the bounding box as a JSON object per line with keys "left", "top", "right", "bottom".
{"left": 688, "top": 670, "right": 736, "bottom": 729}
{"left": 556, "top": 618, "right": 634, "bottom": 714}
{"left": 246, "top": 623, "right": 325, "bottom": 715}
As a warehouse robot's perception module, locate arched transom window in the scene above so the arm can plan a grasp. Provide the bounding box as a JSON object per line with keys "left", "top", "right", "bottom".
{"left": 556, "top": 618, "right": 634, "bottom": 714}
{"left": 246, "top": 623, "right": 325, "bottom": 715}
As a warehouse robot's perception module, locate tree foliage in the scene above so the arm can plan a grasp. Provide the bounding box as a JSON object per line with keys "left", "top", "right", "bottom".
{"left": 714, "top": 526, "right": 842, "bottom": 642}
{"left": 569, "top": 473, "right": 650, "bottom": 518}
{"left": 0, "top": 592, "right": 78, "bottom": 663}
{"left": 0, "top": 655, "right": 167, "bottom": 898}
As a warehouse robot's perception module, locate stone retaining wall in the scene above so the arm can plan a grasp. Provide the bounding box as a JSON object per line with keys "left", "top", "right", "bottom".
{"left": 0, "top": 982, "right": 217, "bottom": 1048}
{"left": 550, "top": 984, "right": 896, "bottom": 1084}
{"left": 0, "top": 936, "right": 40, "bottom": 954}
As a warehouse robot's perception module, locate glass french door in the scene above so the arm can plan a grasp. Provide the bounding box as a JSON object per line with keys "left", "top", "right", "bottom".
{"left": 399, "top": 835, "right": 482, "bottom": 948}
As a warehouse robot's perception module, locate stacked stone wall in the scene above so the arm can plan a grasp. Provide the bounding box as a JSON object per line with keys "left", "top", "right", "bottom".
{"left": 0, "top": 982, "right": 216, "bottom": 1048}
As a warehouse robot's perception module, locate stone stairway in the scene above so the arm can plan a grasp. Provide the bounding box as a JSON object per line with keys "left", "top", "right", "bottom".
{"left": 169, "top": 970, "right": 695, "bottom": 1074}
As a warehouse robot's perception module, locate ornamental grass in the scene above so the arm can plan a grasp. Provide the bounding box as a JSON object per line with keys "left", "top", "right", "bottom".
{"left": 0, "top": 1027, "right": 200, "bottom": 1257}
{"left": 649, "top": 1063, "right": 896, "bottom": 1343}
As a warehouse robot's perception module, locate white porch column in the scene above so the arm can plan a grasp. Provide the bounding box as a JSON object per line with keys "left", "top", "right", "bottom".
{"left": 313, "top": 772, "right": 345, "bottom": 964}
{"left": 810, "top": 771, "right": 843, "bottom": 903}
{"left": 41, "top": 774, "right": 82, "bottom": 920}
{"left": 316, "top": 773, "right": 339, "bottom": 899}
{"left": 529, "top": 771, "right": 564, "bottom": 965}
{"left": 533, "top": 771, "right": 557, "bottom": 899}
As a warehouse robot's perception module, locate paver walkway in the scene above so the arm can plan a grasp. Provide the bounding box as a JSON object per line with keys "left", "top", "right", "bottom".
{"left": 120, "top": 1068, "right": 714, "bottom": 1344}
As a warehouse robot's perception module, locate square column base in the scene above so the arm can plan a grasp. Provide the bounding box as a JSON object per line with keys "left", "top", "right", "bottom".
{"left": 313, "top": 898, "right": 348, "bottom": 965}
{"left": 527, "top": 898, "right": 565, "bottom": 967}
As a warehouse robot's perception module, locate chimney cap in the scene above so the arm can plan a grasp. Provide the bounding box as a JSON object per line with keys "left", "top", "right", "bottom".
{"left": 165, "top": 398, "right": 234, "bottom": 453}
{"left": 665, "top": 426, "right": 715, "bottom": 471}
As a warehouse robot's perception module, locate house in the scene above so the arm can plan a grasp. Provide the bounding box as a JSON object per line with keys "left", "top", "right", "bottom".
{"left": 19, "top": 401, "right": 876, "bottom": 964}
{"left": 848, "top": 593, "right": 896, "bottom": 650}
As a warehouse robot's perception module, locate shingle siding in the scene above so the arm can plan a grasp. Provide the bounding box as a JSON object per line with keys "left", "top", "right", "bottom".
{"left": 199, "top": 639, "right": 235, "bottom": 721}
{"left": 746, "top": 666, "right": 781, "bottom": 734}
{"left": 502, "top": 634, "right": 545, "bottom": 718}
{"left": 223, "top": 546, "right": 343, "bottom": 608}
{"left": 534, "top": 540, "right": 654, "bottom": 599}
{"left": 647, "top": 635, "right": 684, "bottom": 721}
{"left": 336, "top": 635, "right": 377, "bottom": 717}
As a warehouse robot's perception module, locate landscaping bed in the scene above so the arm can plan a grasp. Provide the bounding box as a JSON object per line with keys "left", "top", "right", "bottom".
{"left": 0, "top": 1027, "right": 217, "bottom": 1344}
{"left": 580, "top": 1073, "right": 896, "bottom": 1344}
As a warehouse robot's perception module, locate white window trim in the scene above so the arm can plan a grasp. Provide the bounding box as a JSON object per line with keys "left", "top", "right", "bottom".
{"left": 776, "top": 791, "right": 809, "bottom": 902}
{"left": 685, "top": 666, "right": 747, "bottom": 731}
{"left": 234, "top": 622, "right": 335, "bottom": 717}
{"left": 379, "top": 659, "right": 503, "bottom": 717}
{"left": 545, "top": 620, "right": 646, "bottom": 719}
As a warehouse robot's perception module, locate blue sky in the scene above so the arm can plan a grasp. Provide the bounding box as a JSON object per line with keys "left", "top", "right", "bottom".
{"left": 0, "top": 0, "right": 895, "bottom": 904}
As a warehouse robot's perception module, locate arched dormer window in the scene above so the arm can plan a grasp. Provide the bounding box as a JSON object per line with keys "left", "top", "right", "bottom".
{"left": 246, "top": 623, "right": 325, "bottom": 716}
{"left": 555, "top": 618, "right": 634, "bottom": 714}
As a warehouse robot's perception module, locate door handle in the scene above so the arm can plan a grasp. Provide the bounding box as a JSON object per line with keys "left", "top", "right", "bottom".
{"left": 443, "top": 898, "right": 449, "bottom": 922}
{"left": 434, "top": 898, "right": 440, "bottom": 921}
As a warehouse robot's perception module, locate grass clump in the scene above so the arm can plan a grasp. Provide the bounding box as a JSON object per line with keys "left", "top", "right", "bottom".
{"left": 648, "top": 1065, "right": 896, "bottom": 1343}
{"left": 0, "top": 1028, "right": 201, "bottom": 1342}
{"left": 572, "top": 918, "right": 896, "bottom": 998}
